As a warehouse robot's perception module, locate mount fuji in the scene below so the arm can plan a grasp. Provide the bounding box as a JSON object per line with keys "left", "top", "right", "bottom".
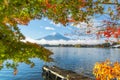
{"left": 38, "top": 33, "right": 70, "bottom": 40}
{"left": 22, "top": 33, "right": 106, "bottom": 45}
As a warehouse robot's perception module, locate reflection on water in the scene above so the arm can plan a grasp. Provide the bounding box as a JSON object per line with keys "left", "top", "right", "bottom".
{"left": 0, "top": 44, "right": 52, "bottom": 80}
{"left": 48, "top": 47, "right": 120, "bottom": 77}
{"left": 0, "top": 47, "right": 120, "bottom": 80}
{"left": 0, "top": 58, "right": 45, "bottom": 80}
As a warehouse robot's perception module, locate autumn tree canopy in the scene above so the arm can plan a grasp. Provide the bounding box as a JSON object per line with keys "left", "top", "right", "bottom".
{"left": 1, "top": 0, "right": 120, "bottom": 26}
{"left": 0, "top": 0, "right": 120, "bottom": 54}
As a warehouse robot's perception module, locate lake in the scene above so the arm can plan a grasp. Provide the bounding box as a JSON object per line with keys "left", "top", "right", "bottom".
{"left": 0, "top": 47, "right": 120, "bottom": 80}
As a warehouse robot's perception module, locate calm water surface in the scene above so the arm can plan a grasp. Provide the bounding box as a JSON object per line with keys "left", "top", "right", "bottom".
{"left": 0, "top": 47, "right": 120, "bottom": 80}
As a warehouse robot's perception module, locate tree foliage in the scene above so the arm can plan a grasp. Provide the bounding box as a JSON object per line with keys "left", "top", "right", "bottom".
{"left": 93, "top": 59, "right": 120, "bottom": 80}
{"left": 0, "top": 41, "right": 53, "bottom": 75}
{"left": 0, "top": 0, "right": 120, "bottom": 76}
{"left": 0, "top": 0, "right": 119, "bottom": 40}
{"left": 1, "top": 0, "right": 120, "bottom": 26}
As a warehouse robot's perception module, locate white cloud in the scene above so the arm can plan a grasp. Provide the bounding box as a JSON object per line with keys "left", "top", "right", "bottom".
{"left": 43, "top": 18, "right": 47, "bottom": 21}
{"left": 45, "top": 27, "right": 55, "bottom": 30}
{"left": 50, "top": 21, "right": 61, "bottom": 27}
{"left": 51, "top": 32, "right": 57, "bottom": 35}
{"left": 56, "top": 23, "right": 61, "bottom": 27}
{"left": 21, "top": 37, "right": 106, "bottom": 45}
{"left": 36, "top": 39, "right": 106, "bottom": 45}
{"left": 71, "top": 19, "right": 103, "bottom": 28}
{"left": 50, "top": 21, "right": 55, "bottom": 25}
{"left": 21, "top": 37, "right": 118, "bottom": 46}
{"left": 21, "top": 37, "right": 37, "bottom": 43}
{"left": 70, "top": 19, "right": 103, "bottom": 34}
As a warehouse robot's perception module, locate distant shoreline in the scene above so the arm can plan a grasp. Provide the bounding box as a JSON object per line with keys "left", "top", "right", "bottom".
{"left": 41, "top": 42, "right": 120, "bottom": 48}
{"left": 42, "top": 43, "right": 119, "bottom": 48}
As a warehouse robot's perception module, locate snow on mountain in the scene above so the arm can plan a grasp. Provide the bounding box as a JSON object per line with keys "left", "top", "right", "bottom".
{"left": 21, "top": 33, "right": 108, "bottom": 45}
{"left": 21, "top": 37, "right": 106, "bottom": 45}
{"left": 38, "top": 33, "right": 70, "bottom": 40}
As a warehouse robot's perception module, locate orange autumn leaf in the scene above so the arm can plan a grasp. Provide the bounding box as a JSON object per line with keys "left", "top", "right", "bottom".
{"left": 93, "top": 60, "right": 120, "bottom": 80}
{"left": 45, "top": 0, "right": 49, "bottom": 4}
{"left": 68, "top": 18, "right": 76, "bottom": 22}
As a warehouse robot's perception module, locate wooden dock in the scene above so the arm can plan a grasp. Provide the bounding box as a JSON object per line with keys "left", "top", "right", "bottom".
{"left": 42, "top": 65, "right": 93, "bottom": 80}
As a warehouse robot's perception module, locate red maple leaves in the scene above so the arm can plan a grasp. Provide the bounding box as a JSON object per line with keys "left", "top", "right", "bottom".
{"left": 97, "top": 20, "right": 120, "bottom": 40}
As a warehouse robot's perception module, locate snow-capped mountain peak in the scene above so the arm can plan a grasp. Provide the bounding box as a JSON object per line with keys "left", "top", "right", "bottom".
{"left": 38, "top": 33, "right": 70, "bottom": 40}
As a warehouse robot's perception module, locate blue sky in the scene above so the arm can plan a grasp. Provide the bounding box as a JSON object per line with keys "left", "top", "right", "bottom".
{"left": 18, "top": 2, "right": 118, "bottom": 40}
{"left": 18, "top": 17, "right": 103, "bottom": 40}
{"left": 18, "top": 18, "right": 81, "bottom": 39}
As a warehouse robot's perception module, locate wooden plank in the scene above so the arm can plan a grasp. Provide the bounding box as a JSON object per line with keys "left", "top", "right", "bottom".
{"left": 42, "top": 65, "right": 94, "bottom": 80}
{"left": 43, "top": 66, "right": 66, "bottom": 79}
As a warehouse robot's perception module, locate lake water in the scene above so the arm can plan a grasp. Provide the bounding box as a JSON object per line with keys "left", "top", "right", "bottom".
{"left": 0, "top": 47, "right": 120, "bottom": 80}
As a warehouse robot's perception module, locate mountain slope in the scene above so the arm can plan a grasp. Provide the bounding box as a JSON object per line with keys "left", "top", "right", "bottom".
{"left": 38, "top": 33, "right": 70, "bottom": 40}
